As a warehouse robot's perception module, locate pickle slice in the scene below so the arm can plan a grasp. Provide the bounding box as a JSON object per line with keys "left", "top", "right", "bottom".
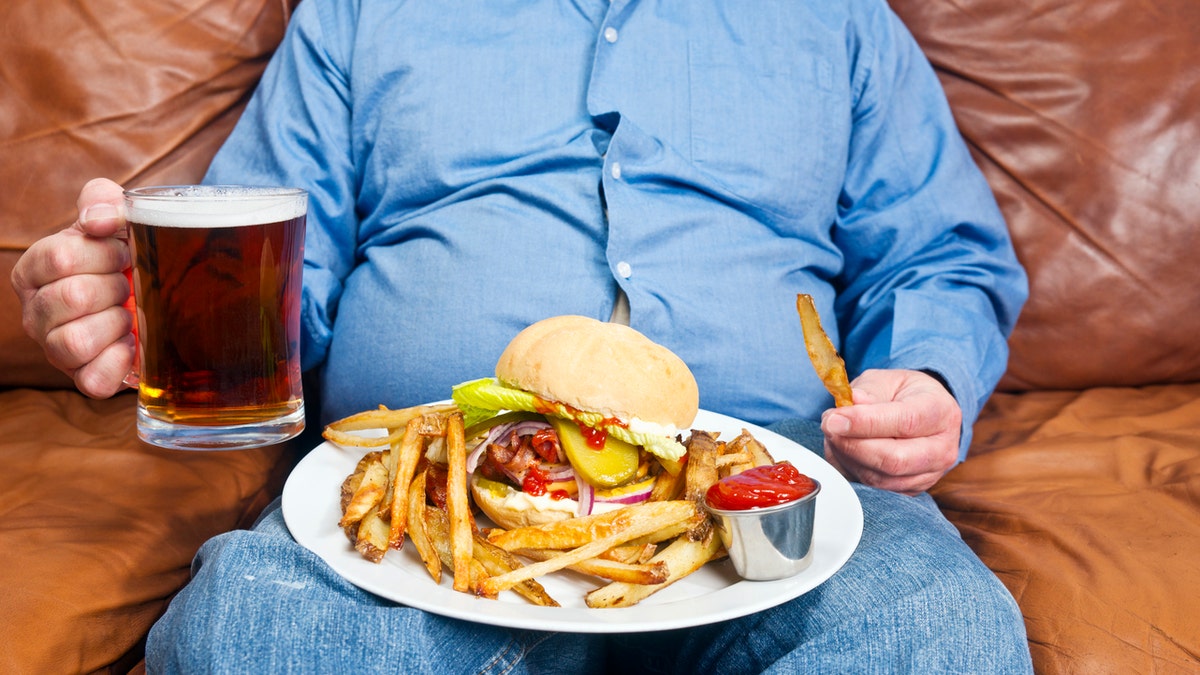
{"left": 548, "top": 417, "right": 639, "bottom": 489}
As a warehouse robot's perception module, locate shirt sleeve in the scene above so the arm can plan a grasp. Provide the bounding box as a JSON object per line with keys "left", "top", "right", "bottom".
{"left": 833, "top": 1, "right": 1029, "bottom": 460}
{"left": 203, "top": 0, "right": 359, "bottom": 373}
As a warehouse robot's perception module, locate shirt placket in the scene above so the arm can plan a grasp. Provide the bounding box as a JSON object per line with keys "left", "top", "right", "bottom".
{"left": 589, "top": 0, "right": 636, "bottom": 323}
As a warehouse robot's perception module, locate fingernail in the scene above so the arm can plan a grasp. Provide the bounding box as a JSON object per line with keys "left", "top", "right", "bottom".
{"left": 826, "top": 414, "right": 851, "bottom": 435}
{"left": 82, "top": 203, "right": 118, "bottom": 223}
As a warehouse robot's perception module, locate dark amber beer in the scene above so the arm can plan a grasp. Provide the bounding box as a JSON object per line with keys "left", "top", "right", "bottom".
{"left": 125, "top": 186, "right": 307, "bottom": 449}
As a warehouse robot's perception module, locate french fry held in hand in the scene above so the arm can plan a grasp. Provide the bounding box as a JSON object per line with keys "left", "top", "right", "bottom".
{"left": 796, "top": 293, "right": 854, "bottom": 407}
{"left": 331, "top": 402, "right": 784, "bottom": 608}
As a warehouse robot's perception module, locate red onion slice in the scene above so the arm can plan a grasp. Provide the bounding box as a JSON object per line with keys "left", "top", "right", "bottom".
{"left": 595, "top": 481, "right": 655, "bottom": 505}
{"left": 576, "top": 478, "right": 595, "bottom": 517}
{"left": 541, "top": 463, "right": 576, "bottom": 481}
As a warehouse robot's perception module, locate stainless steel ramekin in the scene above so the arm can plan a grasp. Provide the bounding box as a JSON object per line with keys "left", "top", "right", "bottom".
{"left": 706, "top": 480, "right": 821, "bottom": 581}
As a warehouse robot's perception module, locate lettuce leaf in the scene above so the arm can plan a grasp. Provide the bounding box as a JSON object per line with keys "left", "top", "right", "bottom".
{"left": 450, "top": 377, "right": 686, "bottom": 461}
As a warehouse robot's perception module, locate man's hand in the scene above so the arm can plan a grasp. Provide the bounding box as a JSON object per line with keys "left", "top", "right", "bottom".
{"left": 10, "top": 178, "right": 135, "bottom": 398}
{"left": 820, "top": 368, "right": 961, "bottom": 495}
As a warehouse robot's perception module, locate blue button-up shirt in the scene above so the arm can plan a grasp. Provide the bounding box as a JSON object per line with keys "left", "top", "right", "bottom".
{"left": 205, "top": 0, "right": 1027, "bottom": 459}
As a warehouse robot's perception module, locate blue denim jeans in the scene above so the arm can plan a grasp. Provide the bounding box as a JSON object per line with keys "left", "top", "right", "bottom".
{"left": 146, "top": 420, "right": 1032, "bottom": 674}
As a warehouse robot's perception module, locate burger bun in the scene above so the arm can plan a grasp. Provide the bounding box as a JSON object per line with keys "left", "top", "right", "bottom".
{"left": 495, "top": 315, "right": 699, "bottom": 429}
{"left": 470, "top": 474, "right": 575, "bottom": 530}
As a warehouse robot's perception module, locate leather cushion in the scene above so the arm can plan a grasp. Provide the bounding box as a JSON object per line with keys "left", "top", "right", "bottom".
{"left": 934, "top": 382, "right": 1200, "bottom": 673}
{"left": 0, "top": 389, "right": 288, "bottom": 672}
{"left": 0, "top": 0, "right": 295, "bottom": 387}
{"left": 890, "top": 0, "right": 1200, "bottom": 390}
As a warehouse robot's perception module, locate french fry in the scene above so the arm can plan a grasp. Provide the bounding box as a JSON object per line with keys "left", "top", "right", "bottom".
{"left": 515, "top": 548, "right": 669, "bottom": 585}
{"left": 424, "top": 506, "right": 548, "bottom": 602}
{"left": 478, "top": 501, "right": 698, "bottom": 596}
{"left": 354, "top": 505, "right": 391, "bottom": 563}
{"left": 338, "top": 460, "right": 369, "bottom": 539}
{"left": 718, "top": 429, "right": 774, "bottom": 477}
{"left": 324, "top": 402, "right": 459, "bottom": 435}
{"left": 412, "top": 412, "right": 448, "bottom": 438}
{"left": 322, "top": 426, "right": 404, "bottom": 449}
{"left": 649, "top": 459, "right": 687, "bottom": 502}
{"left": 715, "top": 452, "right": 752, "bottom": 468}
{"left": 796, "top": 293, "right": 854, "bottom": 408}
{"left": 735, "top": 429, "right": 776, "bottom": 467}
{"left": 406, "top": 470, "right": 441, "bottom": 583}
{"left": 339, "top": 454, "right": 390, "bottom": 529}
{"left": 488, "top": 501, "right": 691, "bottom": 552}
{"left": 444, "top": 412, "right": 473, "bottom": 592}
{"left": 422, "top": 506, "right": 492, "bottom": 597}
{"left": 421, "top": 504, "right": 453, "bottom": 564}
{"left": 682, "top": 431, "right": 720, "bottom": 540}
{"left": 472, "top": 534, "right": 559, "bottom": 607}
{"left": 387, "top": 417, "right": 428, "bottom": 549}
{"left": 620, "top": 514, "right": 699, "bottom": 549}
{"left": 322, "top": 403, "right": 458, "bottom": 449}
{"left": 585, "top": 530, "right": 722, "bottom": 608}
{"left": 599, "top": 543, "right": 656, "bottom": 565}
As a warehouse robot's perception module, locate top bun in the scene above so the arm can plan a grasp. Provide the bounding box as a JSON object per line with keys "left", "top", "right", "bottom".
{"left": 495, "top": 315, "right": 699, "bottom": 429}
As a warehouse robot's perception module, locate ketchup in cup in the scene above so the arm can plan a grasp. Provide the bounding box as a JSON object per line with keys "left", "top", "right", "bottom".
{"left": 704, "top": 461, "right": 821, "bottom": 581}
{"left": 705, "top": 461, "right": 817, "bottom": 510}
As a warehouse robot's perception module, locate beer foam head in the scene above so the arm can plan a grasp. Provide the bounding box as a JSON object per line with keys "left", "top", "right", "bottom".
{"left": 125, "top": 185, "right": 307, "bottom": 228}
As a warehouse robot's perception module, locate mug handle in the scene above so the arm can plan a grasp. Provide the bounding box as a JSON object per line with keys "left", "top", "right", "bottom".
{"left": 119, "top": 231, "right": 141, "bottom": 390}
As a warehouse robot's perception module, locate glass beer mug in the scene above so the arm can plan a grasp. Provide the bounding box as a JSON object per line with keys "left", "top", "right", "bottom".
{"left": 123, "top": 185, "right": 307, "bottom": 450}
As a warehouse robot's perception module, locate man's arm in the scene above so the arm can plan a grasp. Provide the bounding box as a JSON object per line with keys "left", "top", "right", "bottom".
{"left": 823, "top": 1, "right": 1028, "bottom": 491}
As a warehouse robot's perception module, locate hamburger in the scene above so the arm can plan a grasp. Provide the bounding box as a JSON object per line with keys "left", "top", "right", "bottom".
{"left": 452, "top": 315, "right": 699, "bottom": 529}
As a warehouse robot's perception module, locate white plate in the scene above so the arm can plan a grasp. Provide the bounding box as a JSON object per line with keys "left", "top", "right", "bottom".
{"left": 282, "top": 409, "right": 863, "bottom": 633}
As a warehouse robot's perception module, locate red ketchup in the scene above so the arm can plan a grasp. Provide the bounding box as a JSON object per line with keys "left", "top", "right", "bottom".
{"left": 578, "top": 422, "right": 607, "bottom": 449}
{"left": 705, "top": 461, "right": 817, "bottom": 510}
{"left": 520, "top": 464, "right": 570, "bottom": 501}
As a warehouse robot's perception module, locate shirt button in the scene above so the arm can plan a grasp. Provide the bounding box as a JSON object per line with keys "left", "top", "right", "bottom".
{"left": 604, "top": 27, "right": 619, "bottom": 43}
{"left": 611, "top": 162, "right": 622, "bottom": 180}
{"left": 616, "top": 261, "right": 633, "bottom": 279}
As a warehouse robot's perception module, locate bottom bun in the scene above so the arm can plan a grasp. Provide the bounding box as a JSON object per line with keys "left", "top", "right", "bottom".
{"left": 470, "top": 475, "right": 575, "bottom": 530}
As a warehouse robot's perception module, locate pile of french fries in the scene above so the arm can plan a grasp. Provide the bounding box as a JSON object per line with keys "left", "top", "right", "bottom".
{"left": 328, "top": 404, "right": 777, "bottom": 608}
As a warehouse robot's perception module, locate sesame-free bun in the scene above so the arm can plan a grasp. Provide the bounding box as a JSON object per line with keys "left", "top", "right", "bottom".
{"left": 495, "top": 315, "right": 699, "bottom": 429}
{"left": 470, "top": 475, "right": 574, "bottom": 530}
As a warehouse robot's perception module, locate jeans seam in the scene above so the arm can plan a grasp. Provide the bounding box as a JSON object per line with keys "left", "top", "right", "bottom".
{"left": 475, "top": 634, "right": 528, "bottom": 675}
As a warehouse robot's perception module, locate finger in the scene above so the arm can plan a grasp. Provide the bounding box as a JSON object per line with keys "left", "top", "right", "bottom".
{"left": 826, "top": 439, "right": 951, "bottom": 495}
{"left": 72, "top": 332, "right": 137, "bottom": 399}
{"left": 75, "top": 178, "right": 128, "bottom": 237}
{"left": 822, "top": 398, "right": 946, "bottom": 442}
{"left": 42, "top": 303, "right": 134, "bottom": 374}
{"left": 833, "top": 435, "right": 953, "bottom": 481}
{"left": 12, "top": 230, "right": 131, "bottom": 302}
{"left": 22, "top": 270, "right": 131, "bottom": 343}
{"left": 849, "top": 466, "right": 944, "bottom": 496}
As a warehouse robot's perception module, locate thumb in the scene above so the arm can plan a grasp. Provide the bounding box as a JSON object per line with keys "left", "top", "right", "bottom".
{"left": 75, "top": 178, "right": 127, "bottom": 237}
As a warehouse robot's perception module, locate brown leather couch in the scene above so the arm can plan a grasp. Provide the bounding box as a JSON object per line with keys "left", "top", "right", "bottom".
{"left": 2, "top": 1, "right": 1197, "bottom": 672}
